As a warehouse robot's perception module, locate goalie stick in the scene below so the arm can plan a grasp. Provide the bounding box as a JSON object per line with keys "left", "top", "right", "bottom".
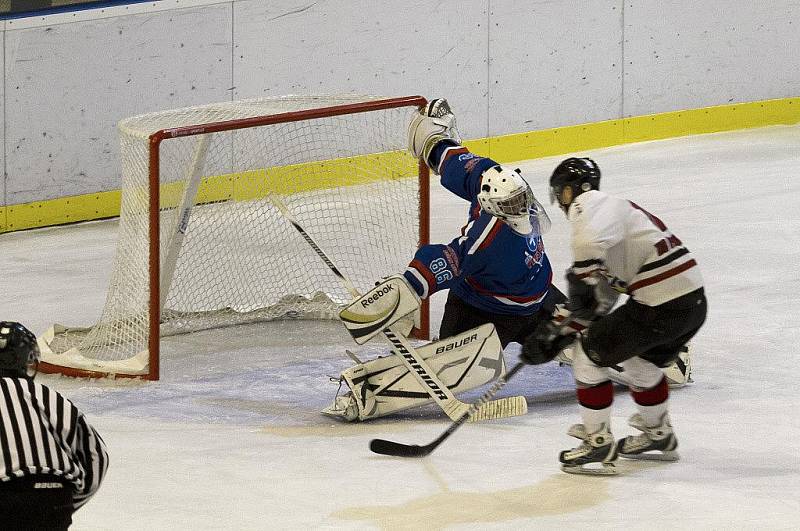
{"left": 369, "top": 361, "right": 527, "bottom": 457}
{"left": 268, "top": 194, "right": 526, "bottom": 422}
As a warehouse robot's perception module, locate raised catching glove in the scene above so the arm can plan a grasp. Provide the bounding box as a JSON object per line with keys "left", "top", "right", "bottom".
{"left": 408, "top": 99, "right": 462, "bottom": 168}
{"left": 520, "top": 320, "right": 575, "bottom": 365}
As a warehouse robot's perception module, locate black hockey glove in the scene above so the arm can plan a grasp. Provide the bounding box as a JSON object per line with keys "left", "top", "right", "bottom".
{"left": 520, "top": 320, "right": 575, "bottom": 365}
{"left": 565, "top": 271, "right": 598, "bottom": 320}
{"left": 566, "top": 270, "right": 620, "bottom": 319}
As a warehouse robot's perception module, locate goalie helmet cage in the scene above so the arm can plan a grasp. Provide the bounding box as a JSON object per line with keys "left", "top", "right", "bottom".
{"left": 39, "top": 95, "right": 430, "bottom": 380}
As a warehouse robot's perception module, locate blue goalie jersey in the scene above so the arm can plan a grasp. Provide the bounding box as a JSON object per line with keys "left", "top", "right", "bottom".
{"left": 403, "top": 146, "right": 553, "bottom": 316}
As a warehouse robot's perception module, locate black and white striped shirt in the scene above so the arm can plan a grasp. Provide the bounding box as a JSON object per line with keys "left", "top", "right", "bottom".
{"left": 0, "top": 376, "right": 108, "bottom": 510}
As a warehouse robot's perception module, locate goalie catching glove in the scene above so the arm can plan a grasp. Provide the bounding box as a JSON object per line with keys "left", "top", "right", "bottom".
{"left": 408, "top": 98, "right": 462, "bottom": 172}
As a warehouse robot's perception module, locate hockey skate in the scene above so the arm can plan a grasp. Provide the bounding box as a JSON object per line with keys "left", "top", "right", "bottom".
{"left": 559, "top": 423, "right": 619, "bottom": 476}
{"left": 616, "top": 413, "right": 679, "bottom": 461}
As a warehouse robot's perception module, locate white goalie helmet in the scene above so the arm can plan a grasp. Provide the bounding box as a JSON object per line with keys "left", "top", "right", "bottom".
{"left": 477, "top": 165, "right": 551, "bottom": 237}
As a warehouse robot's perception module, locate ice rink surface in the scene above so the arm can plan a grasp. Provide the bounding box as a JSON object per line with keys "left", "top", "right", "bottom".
{"left": 3, "top": 125, "right": 800, "bottom": 530}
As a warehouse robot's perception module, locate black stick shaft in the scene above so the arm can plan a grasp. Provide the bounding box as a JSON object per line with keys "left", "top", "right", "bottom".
{"left": 369, "top": 361, "right": 527, "bottom": 457}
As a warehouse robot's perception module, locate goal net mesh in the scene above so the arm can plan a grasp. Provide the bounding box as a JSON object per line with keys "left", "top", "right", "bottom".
{"left": 42, "top": 95, "right": 426, "bottom": 377}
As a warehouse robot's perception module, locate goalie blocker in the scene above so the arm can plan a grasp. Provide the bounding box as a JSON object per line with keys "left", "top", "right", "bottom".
{"left": 338, "top": 275, "right": 421, "bottom": 345}
{"left": 323, "top": 323, "right": 505, "bottom": 421}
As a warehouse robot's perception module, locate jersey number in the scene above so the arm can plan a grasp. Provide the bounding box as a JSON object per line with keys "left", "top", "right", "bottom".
{"left": 630, "top": 201, "right": 683, "bottom": 256}
{"left": 429, "top": 258, "right": 453, "bottom": 284}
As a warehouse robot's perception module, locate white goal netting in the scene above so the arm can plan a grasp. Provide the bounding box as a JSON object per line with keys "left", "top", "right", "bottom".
{"left": 41, "top": 95, "right": 427, "bottom": 378}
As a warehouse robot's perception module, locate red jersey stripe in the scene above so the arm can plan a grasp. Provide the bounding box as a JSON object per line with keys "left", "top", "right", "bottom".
{"left": 409, "top": 259, "right": 436, "bottom": 292}
{"left": 628, "top": 259, "right": 697, "bottom": 293}
{"left": 477, "top": 220, "right": 503, "bottom": 251}
{"left": 440, "top": 146, "right": 469, "bottom": 167}
{"left": 574, "top": 268, "right": 602, "bottom": 280}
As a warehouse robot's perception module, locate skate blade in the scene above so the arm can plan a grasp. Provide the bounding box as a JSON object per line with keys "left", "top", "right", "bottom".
{"left": 561, "top": 463, "right": 618, "bottom": 476}
{"left": 620, "top": 451, "right": 679, "bottom": 462}
{"left": 321, "top": 405, "right": 358, "bottom": 421}
{"left": 320, "top": 409, "right": 354, "bottom": 421}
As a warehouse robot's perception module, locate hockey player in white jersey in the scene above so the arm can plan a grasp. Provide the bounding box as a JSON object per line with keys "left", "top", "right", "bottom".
{"left": 520, "top": 157, "right": 707, "bottom": 475}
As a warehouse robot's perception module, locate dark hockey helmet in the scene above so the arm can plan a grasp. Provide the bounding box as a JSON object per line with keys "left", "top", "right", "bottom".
{"left": 549, "top": 157, "right": 601, "bottom": 212}
{"left": 0, "top": 322, "right": 40, "bottom": 378}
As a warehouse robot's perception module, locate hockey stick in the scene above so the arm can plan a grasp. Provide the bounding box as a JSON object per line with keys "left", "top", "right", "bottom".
{"left": 369, "top": 361, "right": 527, "bottom": 457}
{"left": 268, "top": 194, "right": 526, "bottom": 422}
{"left": 369, "top": 316, "right": 586, "bottom": 457}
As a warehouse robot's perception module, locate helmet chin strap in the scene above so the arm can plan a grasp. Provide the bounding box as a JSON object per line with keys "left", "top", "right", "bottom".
{"left": 502, "top": 214, "right": 533, "bottom": 236}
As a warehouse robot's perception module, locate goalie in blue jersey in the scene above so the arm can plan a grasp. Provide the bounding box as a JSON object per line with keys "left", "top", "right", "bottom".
{"left": 322, "top": 100, "right": 565, "bottom": 422}
{"left": 404, "top": 99, "right": 566, "bottom": 347}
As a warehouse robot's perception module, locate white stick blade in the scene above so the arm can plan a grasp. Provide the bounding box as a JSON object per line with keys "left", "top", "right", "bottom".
{"left": 468, "top": 396, "right": 528, "bottom": 422}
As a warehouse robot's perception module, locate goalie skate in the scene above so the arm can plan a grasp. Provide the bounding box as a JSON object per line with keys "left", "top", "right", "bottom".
{"left": 323, "top": 323, "right": 510, "bottom": 421}
{"left": 662, "top": 343, "right": 693, "bottom": 388}
{"left": 321, "top": 390, "right": 362, "bottom": 421}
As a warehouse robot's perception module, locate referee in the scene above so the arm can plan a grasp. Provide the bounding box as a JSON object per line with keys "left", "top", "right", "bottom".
{"left": 1, "top": 322, "right": 108, "bottom": 530}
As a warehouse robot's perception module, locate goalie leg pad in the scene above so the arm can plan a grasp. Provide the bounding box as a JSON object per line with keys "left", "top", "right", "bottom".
{"left": 323, "top": 323, "right": 504, "bottom": 421}
{"left": 661, "top": 342, "right": 693, "bottom": 387}
{"left": 339, "top": 275, "right": 421, "bottom": 345}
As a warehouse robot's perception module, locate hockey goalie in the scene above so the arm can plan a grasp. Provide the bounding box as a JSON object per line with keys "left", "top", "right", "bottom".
{"left": 322, "top": 275, "right": 523, "bottom": 422}
{"left": 320, "top": 97, "right": 561, "bottom": 422}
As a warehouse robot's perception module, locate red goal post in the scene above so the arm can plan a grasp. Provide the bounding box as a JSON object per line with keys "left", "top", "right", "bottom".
{"left": 40, "top": 95, "right": 431, "bottom": 380}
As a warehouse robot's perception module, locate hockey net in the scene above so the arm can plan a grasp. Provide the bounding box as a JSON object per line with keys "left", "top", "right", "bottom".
{"left": 40, "top": 95, "right": 430, "bottom": 380}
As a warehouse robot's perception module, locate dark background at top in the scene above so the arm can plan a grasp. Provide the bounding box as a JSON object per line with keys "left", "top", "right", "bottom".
{"left": 1, "top": 1, "right": 155, "bottom": 17}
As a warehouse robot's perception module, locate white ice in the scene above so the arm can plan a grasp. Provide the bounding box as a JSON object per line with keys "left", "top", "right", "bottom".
{"left": 3, "top": 125, "right": 800, "bottom": 530}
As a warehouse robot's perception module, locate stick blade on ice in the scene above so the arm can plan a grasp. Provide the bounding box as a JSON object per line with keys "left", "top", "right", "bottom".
{"left": 369, "top": 439, "right": 432, "bottom": 458}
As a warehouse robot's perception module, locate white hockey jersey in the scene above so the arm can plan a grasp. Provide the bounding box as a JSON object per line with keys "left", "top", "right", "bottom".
{"left": 567, "top": 190, "right": 703, "bottom": 306}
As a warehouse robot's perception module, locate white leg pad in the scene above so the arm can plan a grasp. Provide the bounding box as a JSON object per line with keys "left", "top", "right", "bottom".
{"left": 323, "top": 324, "right": 509, "bottom": 421}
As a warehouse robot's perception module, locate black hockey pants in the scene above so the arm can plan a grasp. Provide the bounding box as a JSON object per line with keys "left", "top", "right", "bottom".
{"left": 0, "top": 476, "right": 74, "bottom": 530}
{"left": 585, "top": 288, "right": 707, "bottom": 368}
{"left": 439, "top": 284, "right": 567, "bottom": 348}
